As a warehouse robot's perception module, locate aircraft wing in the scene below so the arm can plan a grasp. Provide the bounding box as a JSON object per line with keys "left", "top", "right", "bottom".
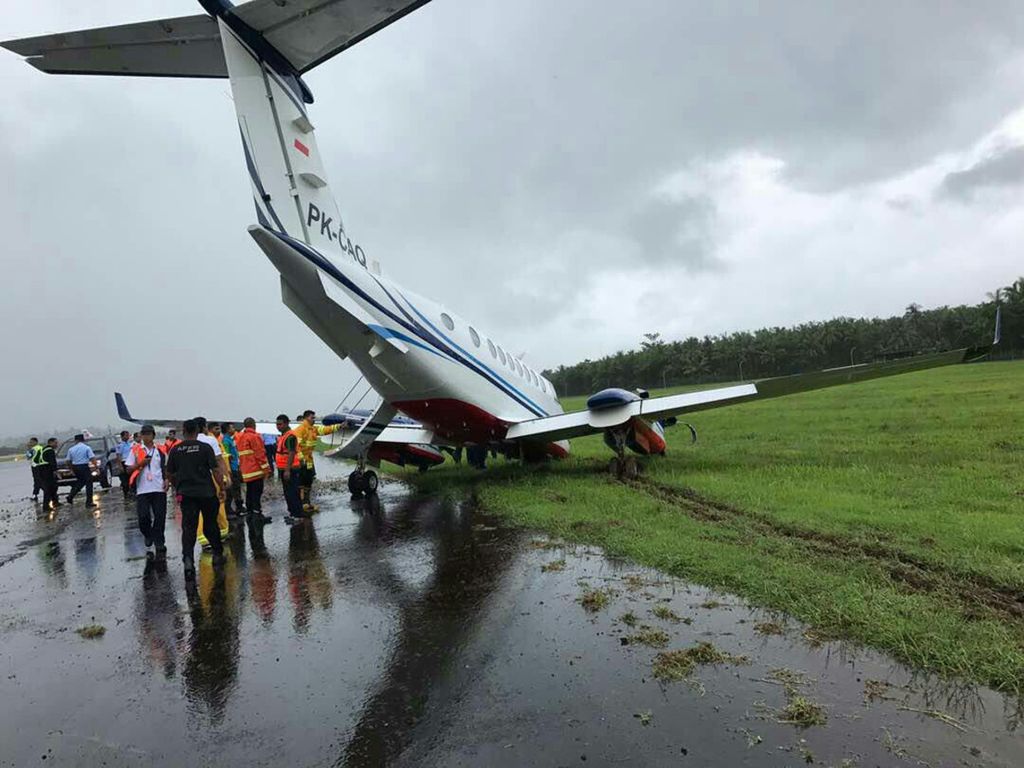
{"left": 506, "top": 343, "right": 993, "bottom": 444}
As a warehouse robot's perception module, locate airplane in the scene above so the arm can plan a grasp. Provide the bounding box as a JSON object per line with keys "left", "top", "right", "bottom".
{"left": 4, "top": 1, "right": 997, "bottom": 497}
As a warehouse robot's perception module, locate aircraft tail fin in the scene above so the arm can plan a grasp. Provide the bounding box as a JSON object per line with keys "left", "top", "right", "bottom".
{"left": 114, "top": 392, "right": 137, "bottom": 423}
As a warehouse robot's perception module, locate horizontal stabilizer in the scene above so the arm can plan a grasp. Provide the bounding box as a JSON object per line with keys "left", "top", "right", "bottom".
{"left": 2, "top": 14, "right": 227, "bottom": 78}
{"left": 231, "top": 0, "right": 432, "bottom": 73}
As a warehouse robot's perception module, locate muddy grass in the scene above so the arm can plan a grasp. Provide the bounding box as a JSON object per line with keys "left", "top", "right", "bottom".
{"left": 579, "top": 587, "right": 612, "bottom": 613}
{"left": 75, "top": 624, "right": 106, "bottom": 639}
{"left": 651, "top": 641, "right": 748, "bottom": 681}
{"left": 623, "top": 627, "right": 670, "bottom": 648}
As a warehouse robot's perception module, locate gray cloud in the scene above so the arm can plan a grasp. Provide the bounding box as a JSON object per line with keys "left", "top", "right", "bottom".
{"left": 2, "top": 0, "right": 1024, "bottom": 434}
{"left": 938, "top": 145, "right": 1024, "bottom": 201}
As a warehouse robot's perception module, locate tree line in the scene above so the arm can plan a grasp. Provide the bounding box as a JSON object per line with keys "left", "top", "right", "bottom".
{"left": 543, "top": 277, "right": 1022, "bottom": 397}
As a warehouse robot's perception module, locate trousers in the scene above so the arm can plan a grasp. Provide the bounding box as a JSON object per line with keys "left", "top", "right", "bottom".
{"left": 245, "top": 478, "right": 264, "bottom": 513}
{"left": 41, "top": 470, "right": 58, "bottom": 509}
{"left": 137, "top": 492, "right": 167, "bottom": 546}
{"left": 31, "top": 465, "right": 42, "bottom": 496}
{"left": 68, "top": 464, "right": 93, "bottom": 505}
{"left": 282, "top": 470, "right": 303, "bottom": 516}
{"left": 180, "top": 495, "right": 223, "bottom": 556}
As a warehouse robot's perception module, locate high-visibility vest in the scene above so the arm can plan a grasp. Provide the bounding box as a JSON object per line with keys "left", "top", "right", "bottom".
{"left": 129, "top": 443, "right": 166, "bottom": 487}
{"left": 163, "top": 438, "right": 180, "bottom": 453}
{"left": 236, "top": 428, "right": 270, "bottom": 481}
{"left": 29, "top": 444, "right": 47, "bottom": 467}
{"left": 293, "top": 421, "right": 341, "bottom": 467}
{"left": 275, "top": 430, "right": 301, "bottom": 470}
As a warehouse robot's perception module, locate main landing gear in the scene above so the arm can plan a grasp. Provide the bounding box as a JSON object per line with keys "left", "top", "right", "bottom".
{"left": 606, "top": 428, "right": 641, "bottom": 481}
{"left": 348, "top": 454, "right": 379, "bottom": 498}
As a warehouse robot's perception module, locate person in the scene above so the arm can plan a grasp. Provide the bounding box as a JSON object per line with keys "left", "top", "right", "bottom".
{"left": 163, "top": 429, "right": 181, "bottom": 454}
{"left": 65, "top": 434, "right": 97, "bottom": 506}
{"left": 275, "top": 414, "right": 305, "bottom": 524}
{"left": 166, "top": 419, "right": 226, "bottom": 575}
{"left": 126, "top": 424, "right": 169, "bottom": 560}
{"left": 195, "top": 417, "right": 231, "bottom": 542}
{"left": 220, "top": 422, "right": 246, "bottom": 517}
{"left": 292, "top": 409, "right": 343, "bottom": 514}
{"left": 39, "top": 438, "right": 60, "bottom": 511}
{"left": 115, "top": 430, "right": 134, "bottom": 500}
{"left": 263, "top": 431, "right": 278, "bottom": 479}
{"left": 26, "top": 437, "right": 44, "bottom": 501}
{"left": 235, "top": 417, "right": 272, "bottom": 523}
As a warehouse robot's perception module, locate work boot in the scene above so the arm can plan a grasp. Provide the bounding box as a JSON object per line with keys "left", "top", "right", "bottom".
{"left": 155, "top": 545, "right": 167, "bottom": 561}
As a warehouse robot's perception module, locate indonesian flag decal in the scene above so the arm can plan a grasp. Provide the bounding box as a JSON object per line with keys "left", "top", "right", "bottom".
{"left": 294, "top": 139, "right": 310, "bottom": 157}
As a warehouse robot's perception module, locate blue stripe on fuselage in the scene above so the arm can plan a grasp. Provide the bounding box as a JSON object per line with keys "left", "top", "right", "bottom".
{"left": 265, "top": 230, "right": 548, "bottom": 417}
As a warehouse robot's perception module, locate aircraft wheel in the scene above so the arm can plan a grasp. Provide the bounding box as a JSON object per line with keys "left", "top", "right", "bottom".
{"left": 621, "top": 457, "right": 640, "bottom": 480}
{"left": 347, "top": 470, "right": 364, "bottom": 498}
{"left": 363, "top": 470, "right": 379, "bottom": 495}
{"left": 418, "top": 464, "right": 430, "bottom": 473}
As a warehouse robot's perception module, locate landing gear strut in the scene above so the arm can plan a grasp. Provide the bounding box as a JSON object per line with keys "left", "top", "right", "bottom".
{"left": 606, "top": 428, "right": 640, "bottom": 481}
{"left": 347, "top": 454, "right": 379, "bottom": 498}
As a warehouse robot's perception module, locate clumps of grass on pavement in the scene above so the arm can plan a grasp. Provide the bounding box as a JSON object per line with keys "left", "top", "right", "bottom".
{"left": 579, "top": 587, "right": 612, "bottom": 613}
{"left": 541, "top": 559, "right": 566, "bottom": 573}
{"left": 624, "top": 627, "right": 670, "bottom": 648}
{"left": 619, "top": 611, "right": 638, "bottom": 627}
{"left": 75, "top": 624, "right": 106, "bottom": 639}
{"left": 651, "top": 641, "right": 748, "bottom": 681}
{"left": 754, "top": 619, "right": 786, "bottom": 636}
{"left": 777, "top": 695, "right": 827, "bottom": 727}
{"left": 651, "top": 605, "right": 682, "bottom": 623}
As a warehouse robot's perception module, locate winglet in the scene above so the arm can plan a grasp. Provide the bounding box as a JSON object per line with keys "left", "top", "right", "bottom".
{"left": 114, "top": 392, "right": 136, "bottom": 423}
{"left": 994, "top": 305, "right": 1002, "bottom": 346}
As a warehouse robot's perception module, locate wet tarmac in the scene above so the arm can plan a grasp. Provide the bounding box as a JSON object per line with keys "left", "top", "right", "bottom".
{"left": 0, "top": 458, "right": 1021, "bottom": 767}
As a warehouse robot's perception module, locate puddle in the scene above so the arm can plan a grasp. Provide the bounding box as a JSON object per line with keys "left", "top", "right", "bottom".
{"left": 0, "top": 460, "right": 1019, "bottom": 766}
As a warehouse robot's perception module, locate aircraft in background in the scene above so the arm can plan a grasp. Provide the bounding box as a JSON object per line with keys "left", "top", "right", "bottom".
{"left": 6, "top": 1, "right": 996, "bottom": 496}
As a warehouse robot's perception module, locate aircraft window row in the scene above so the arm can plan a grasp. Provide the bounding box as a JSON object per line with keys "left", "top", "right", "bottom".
{"left": 469, "top": 326, "right": 480, "bottom": 348}
{"left": 440, "top": 312, "right": 455, "bottom": 331}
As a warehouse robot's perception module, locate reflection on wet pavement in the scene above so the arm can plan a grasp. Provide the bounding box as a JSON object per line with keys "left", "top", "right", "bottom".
{"left": 0, "top": 459, "right": 1021, "bottom": 767}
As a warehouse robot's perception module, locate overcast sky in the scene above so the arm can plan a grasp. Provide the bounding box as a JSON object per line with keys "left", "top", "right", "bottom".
{"left": 2, "top": 0, "right": 1023, "bottom": 437}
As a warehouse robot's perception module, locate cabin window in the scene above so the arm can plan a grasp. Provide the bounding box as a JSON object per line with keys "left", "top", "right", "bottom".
{"left": 487, "top": 339, "right": 497, "bottom": 358}
{"left": 530, "top": 370, "right": 538, "bottom": 386}
{"left": 469, "top": 327, "right": 481, "bottom": 347}
{"left": 515, "top": 359, "right": 523, "bottom": 377}
{"left": 440, "top": 312, "right": 455, "bottom": 331}
{"left": 498, "top": 347, "right": 507, "bottom": 365}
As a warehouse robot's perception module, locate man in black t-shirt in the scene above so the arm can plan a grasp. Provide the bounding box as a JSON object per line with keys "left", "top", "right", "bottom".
{"left": 166, "top": 419, "right": 226, "bottom": 574}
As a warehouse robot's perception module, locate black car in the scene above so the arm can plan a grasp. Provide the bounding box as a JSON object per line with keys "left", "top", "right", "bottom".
{"left": 55, "top": 435, "right": 117, "bottom": 488}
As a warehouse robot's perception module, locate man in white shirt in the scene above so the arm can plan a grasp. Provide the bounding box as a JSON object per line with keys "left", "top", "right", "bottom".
{"left": 126, "top": 424, "right": 169, "bottom": 560}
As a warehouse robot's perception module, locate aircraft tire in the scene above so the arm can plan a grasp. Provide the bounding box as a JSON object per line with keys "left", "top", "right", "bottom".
{"left": 363, "top": 470, "right": 379, "bottom": 495}
{"left": 347, "top": 470, "right": 364, "bottom": 497}
{"left": 622, "top": 457, "right": 640, "bottom": 480}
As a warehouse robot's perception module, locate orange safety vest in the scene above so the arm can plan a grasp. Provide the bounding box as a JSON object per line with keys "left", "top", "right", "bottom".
{"left": 129, "top": 443, "right": 167, "bottom": 487}
{"left": 163, "top": 438, "right": 180, "bottom": 453}
{"left": 275, "top": 430, "right": 301, "bottom": 470}
{"left": 236, "top": 428, "right": 270, "bottom": 481}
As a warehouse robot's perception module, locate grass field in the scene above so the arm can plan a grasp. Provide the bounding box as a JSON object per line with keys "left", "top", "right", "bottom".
{"left": 403, "top": 361, "right": 1024, "bottom": 694}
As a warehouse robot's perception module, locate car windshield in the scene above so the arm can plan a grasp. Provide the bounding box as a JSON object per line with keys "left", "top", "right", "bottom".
{"left": 57, "top": 438, "right": 105, "bottom": 458}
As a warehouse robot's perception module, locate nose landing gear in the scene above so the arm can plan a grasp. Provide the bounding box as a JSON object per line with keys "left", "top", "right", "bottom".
{"left": 606, "top": 428, "right": 641, "bottom": 481}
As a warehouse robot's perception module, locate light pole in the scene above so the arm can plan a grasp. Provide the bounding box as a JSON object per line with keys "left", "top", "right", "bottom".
{"left": 739, "top": 358, "right": 745, "bottom": 381}
{"left": 849, "top": 347, "right": 856, "bottom": 367}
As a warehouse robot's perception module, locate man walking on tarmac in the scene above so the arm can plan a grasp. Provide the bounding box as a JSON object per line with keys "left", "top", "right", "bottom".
{"left": 163, "top": 429, "right": 181, "bottom": 454}
{"left": 65, "top": 434, "right": 97, "bottom": 506}
{"left": 26, "top": 437, "right": 44, "bottom": 501}
{"left": 235, "top": 418, "right": 272, "bottom": 523}
{"left": 40, "top": 438, "right": 59, "bottom": 511}
{"left": 275, "top": 414, "right": 305, "bottom": 524}
{"left": 126, "top": 425, "right": 169, "bottom": 561}
{"left": 115, "top": 430, "right": 134, "bottom": 500}
{"left": 220, "top": 422, "right": 246, "bottom": 517}
{"left": 167, "top": 419, "right": 226, "bottom": 575}
{"left": 292, "top": 409, "right": 343, "bottom": 514}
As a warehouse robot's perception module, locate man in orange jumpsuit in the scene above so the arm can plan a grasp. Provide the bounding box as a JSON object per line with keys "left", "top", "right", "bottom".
{"left": 235, "top": 417, "right": 272, "bottom": 523}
